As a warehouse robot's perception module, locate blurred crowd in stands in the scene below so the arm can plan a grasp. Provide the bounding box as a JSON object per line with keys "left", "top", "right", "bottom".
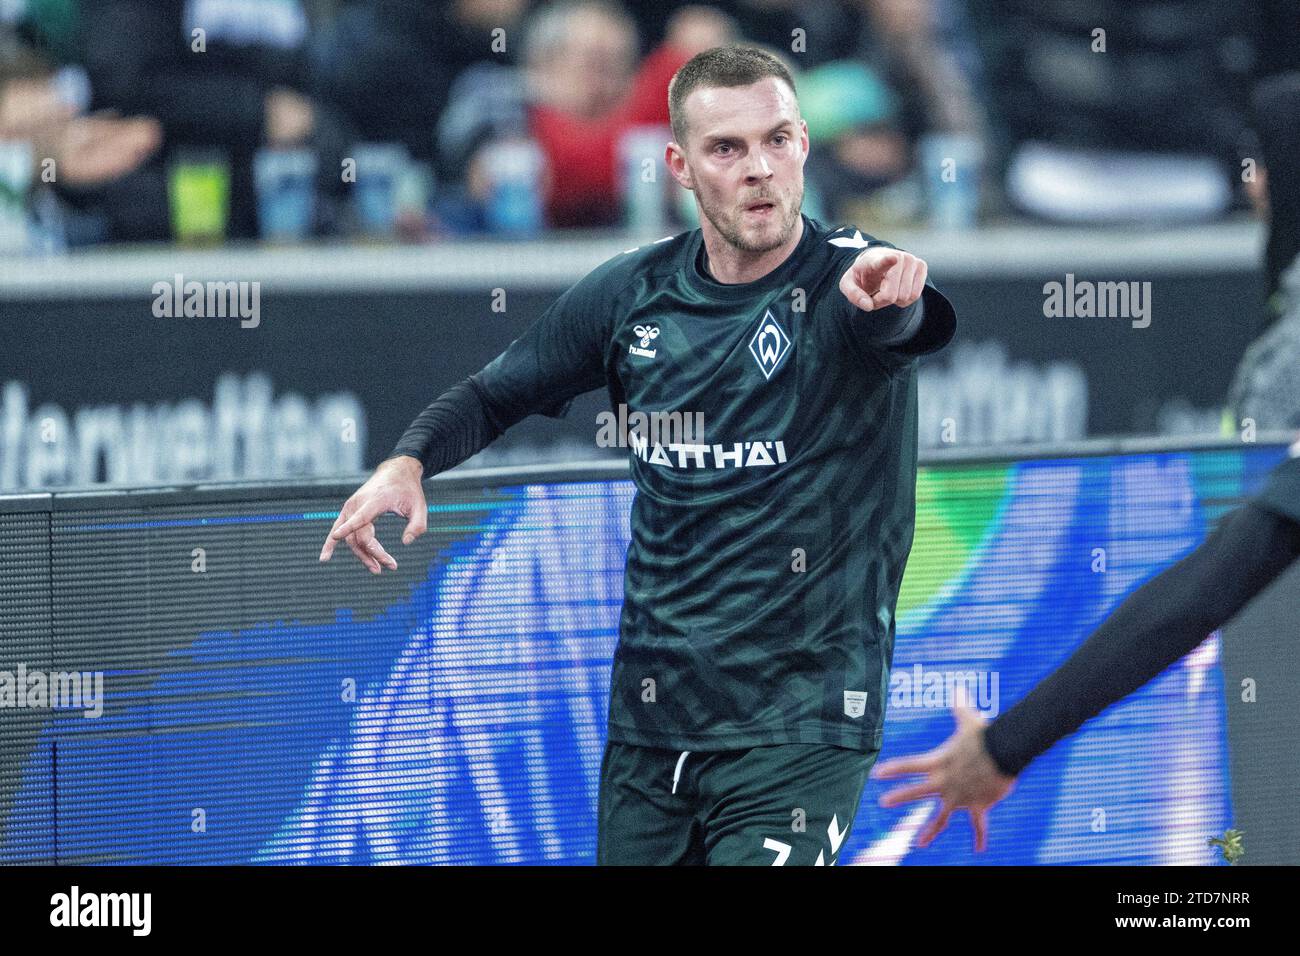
{"left": 0, "top": 2, "right": 1297, "bottom": 286}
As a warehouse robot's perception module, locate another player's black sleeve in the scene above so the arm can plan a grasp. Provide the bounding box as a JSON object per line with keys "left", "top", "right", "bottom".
{"left": 386, "top": 264, "right": 619, "bottom": 478}
{"left": 982, "top": 500, "right": 1300, "bottom": 778}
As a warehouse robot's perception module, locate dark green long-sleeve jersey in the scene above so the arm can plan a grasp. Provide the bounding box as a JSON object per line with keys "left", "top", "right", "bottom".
{"left": 391, "top": 214, "right": 957, "bottom": 752}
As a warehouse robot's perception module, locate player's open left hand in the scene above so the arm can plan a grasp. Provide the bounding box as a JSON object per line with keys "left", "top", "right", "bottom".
{"left": 318, "top": 455, "right": 427, "bottom": 574}
{"left": 869, "top": 701, "right": 1016, "bottom": 852}
{"left": 839, "top": 247, "right": 927, "bottom": 312}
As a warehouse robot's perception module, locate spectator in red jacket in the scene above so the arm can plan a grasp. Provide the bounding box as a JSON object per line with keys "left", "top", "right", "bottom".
{"left": 516, "top": 3, "right": 733, "bottom": 227}
{"left": 435, "top": 2, "right": 734, "bottom": 230}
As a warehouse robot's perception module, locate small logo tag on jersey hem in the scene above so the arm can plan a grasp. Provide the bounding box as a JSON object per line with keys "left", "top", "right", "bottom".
{"left": 843, "top": 690, "right": 868, "bottom": 719}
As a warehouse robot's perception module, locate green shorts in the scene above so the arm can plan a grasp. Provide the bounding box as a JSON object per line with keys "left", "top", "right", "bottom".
{"left": 596, "top": 740, "right": 880, "bottom": 866}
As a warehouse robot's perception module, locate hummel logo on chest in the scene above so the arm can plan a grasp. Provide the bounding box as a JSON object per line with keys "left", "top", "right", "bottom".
{"left": 630, "top": 324, "right": 660, "bottom": 358}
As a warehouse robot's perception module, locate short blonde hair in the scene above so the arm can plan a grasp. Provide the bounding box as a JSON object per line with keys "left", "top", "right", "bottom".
{"left": 667, "top": 46, "right": 798, "bottom": 145}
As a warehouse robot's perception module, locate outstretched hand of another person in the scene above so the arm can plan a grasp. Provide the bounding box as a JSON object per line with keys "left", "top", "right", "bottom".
{"left": 871, "top": 702, "right": 1016, "bottom": 852}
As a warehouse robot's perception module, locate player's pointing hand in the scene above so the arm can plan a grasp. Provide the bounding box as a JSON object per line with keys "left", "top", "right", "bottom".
{"left": 869, "top": 701, "right": 1016, "bottom": 852}
{"left": 839, "top": 247, "right": 928, "bottom": 312}
{"left": 319, "top": 454, "right": 428, "bottom": 574}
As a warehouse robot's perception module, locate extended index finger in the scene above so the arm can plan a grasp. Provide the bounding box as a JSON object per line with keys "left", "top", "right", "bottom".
{"left": 330, "top": 497, "right": 389, "bottom": 543}
{"left": 319, "top": 507, "right": 351, "bottom": 561}
{"left": 871, "top": 751, "right": 940, "bottom": 779}
{"left": 841, "top": 252, "right": 901, "bottom": 312}
{"left": 878, "top": 778, "right": 942, "bottom": 808}
{"left": 857, "top": 250, "right": 900, "bottom": 282}
{"left": 320, "top": 497, "right": 387, "bottom": 561}
{"left": 839, "top": 267, "right": 875, "bottom": 312}
{"left": 865, "top": 258, "right": 904, "bottom": 309}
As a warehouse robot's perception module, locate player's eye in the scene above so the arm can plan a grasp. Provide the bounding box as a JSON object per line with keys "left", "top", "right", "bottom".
{"left": 772, "top": 133, "right": 789, "bottom": 146}
{"left": 713, "top": 142, "right": 733, "bottom": 156}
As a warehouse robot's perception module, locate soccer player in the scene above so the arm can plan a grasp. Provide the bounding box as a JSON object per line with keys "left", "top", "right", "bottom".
{"left": 871, "top": 444, "right": 1300, "bottom": 852}
{"left": 319, "top": 45, "right": 956, "bottom": 865}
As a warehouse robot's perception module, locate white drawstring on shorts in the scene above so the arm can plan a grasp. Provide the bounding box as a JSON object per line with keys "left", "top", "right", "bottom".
{"left": 671, "top": 750, "right": 691, "bottom": 794}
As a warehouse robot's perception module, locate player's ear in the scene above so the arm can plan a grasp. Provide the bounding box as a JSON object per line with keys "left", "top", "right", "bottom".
{"left": 666, "top": 142, "right": 693, "bottom": 190}
{"left": 799, "top": 118, "right": 810, "bottom": 165}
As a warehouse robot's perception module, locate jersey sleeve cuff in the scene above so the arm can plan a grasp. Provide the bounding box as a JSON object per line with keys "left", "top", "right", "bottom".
{"left": 882, "top": 283, "right": 957, "bottom": 357}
